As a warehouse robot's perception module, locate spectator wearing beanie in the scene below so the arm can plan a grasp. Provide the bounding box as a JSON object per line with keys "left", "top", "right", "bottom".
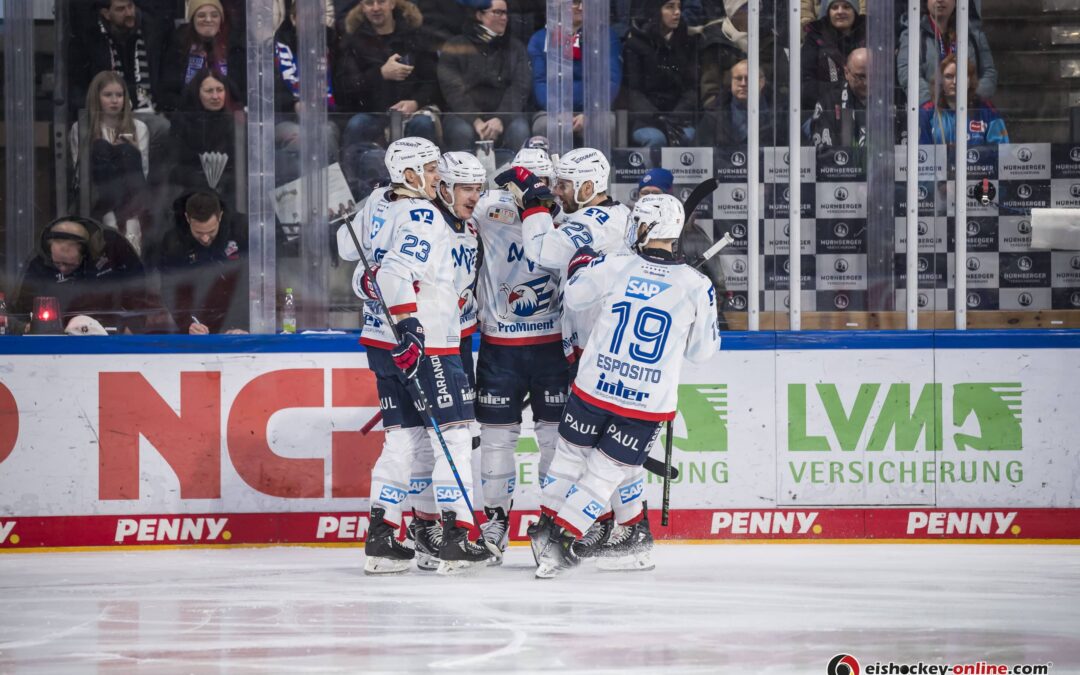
{"left": 159, "top": 0, "right": 246, "bottom": 111}
{"left": 801, "top": 0, "right": 865, "bottom": 110}
{"left": 637, "top": 168, "right": 674, "bottom": 199}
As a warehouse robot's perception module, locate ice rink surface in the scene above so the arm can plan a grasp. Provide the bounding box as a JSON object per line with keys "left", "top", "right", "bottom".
{"left": 1, "top": 544, "right": 1078, "bottom": 674}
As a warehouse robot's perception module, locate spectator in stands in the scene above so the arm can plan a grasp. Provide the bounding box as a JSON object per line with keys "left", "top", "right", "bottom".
{"left": 800, "top": 0, "right": 871, "bottom": 33}
{"left": 336, "top": 0, "right": 439, "bottom": 193}
{"left": 698, "top": 0, "right": 778, "bottom": 109}
{"left": 622, "top": 0, "right": 701, "bottom": 148}
{"left": 168, "top": 70, "right": 242, "bottom": 211}
{"left": 637, "top": 167, "right": 674, "bottom": 199}
{"left": 696, "top": 59, "right": 777, "bottom": 146}
{"left": 159, "top": 0, "right": 246, "bottom": 112}
{"left": 154, "top": 191, "right": 249, "bottom": 335}
{"left": 273, "top": 0, "right": 335, "bottom": 29}
{"left": 919, "top": 54, "right": 1007, "bottom": 145}
{"left": 800, "top": 0, "right": 865, "bottom": 110}
{"left": 438, "top": 0, "right": 532, "bottom": 155}
{"left": 808, "top": 46, "right": 868, "bottom": 148}
{"left": 67, "top": 0, "right": 170, "bottom": 166}
{"left": 70, "top": 71, "right": 151, "bottom": 252}
{"left": 13, "top": 216, "right": 151, "bottom": 334}
{"left": 527, "top": 0, "right": 622, "bottom": 138}
{"left": 898, "top": 0, "right": 996, "bottom": 105}
{"left": 274, "top": 0, "right": 342, "bottom": 184}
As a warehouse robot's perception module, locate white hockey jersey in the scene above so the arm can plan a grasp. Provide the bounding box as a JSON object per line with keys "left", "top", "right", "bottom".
{"left": 474, "top": 190, "right": 562, "bottom": 345}
{"left": 563, "top": 250, "right": 720, "bottom": 421}
{"left": 520, "top": 199, "right": 632, "bottom": 359}
{"left": 337, "top": 187, "right": 461, "bottom": 354}
{"left": 447, "top": 209, "right": 479, "bottom": 338}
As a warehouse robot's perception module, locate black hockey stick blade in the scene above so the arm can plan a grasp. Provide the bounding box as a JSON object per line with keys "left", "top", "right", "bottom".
{"left": 644, "top": 455, "right": 679, "bottom": 480}
{"left": 681, "top": 177, "right": 719, "bottom": 222}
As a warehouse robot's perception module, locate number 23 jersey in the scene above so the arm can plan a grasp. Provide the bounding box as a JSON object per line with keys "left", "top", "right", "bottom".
{"left": 564, "top": 251, "right": 720, "bottom": 420}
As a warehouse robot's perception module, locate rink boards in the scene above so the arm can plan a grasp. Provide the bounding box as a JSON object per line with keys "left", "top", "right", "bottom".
{"left": 1, "top": 331, "right": 1078, "bottom": 549}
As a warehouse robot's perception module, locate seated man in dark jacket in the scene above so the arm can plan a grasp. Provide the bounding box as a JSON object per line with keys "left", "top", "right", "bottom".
{"left": 807, "top": 46, "right": 867, "bottom": 148}
{"left": 13, "top": 216, "right": 152, "bottom": 333}
{"left": 153, "top": 191, "right": 249, "bottom": 334}
{"left": 696, "top": 59, "right": 776, "bottom": 147}
{"left": 437, "top": 0, "right": 532, "bottom": 155}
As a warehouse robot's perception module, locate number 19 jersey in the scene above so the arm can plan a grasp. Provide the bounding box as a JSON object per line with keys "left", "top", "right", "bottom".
{"left": 563, "top": 251, "right": 721, "bottom": 421}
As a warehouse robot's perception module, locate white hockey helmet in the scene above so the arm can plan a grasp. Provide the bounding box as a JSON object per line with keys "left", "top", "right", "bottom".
{"left": 555, "top": 147, "right": 610, "bottom": 207}
{"left": 385, "top": 137, "right": 441, "bottom": 192}
{"left": 512, "top": 148, "right": 554, "bottom": 182}
{"left": 437, "top": 151, "right": 487, "bottom": 208}
{"left": 629, "top": 193, "right": 685, "bottom": 249}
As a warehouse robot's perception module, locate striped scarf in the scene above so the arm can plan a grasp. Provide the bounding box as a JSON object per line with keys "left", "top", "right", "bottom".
{"left": 99, "top": 17, "right": 154, "bottom": 112}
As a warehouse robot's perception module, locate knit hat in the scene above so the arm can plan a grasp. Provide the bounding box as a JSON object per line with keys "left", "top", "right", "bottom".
{"left": 639, "top": 168, "right": 674, "bottom": 193}
{"left": 819, "top": 0, "right": 861, "bottom": 19}
{"left": 188, "top": 0, "right": 224, "bottom": 22}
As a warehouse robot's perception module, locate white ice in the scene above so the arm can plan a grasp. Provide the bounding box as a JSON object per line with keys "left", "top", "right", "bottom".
{"left": 1, "top": 544, "right": 1078, "bottom": 674}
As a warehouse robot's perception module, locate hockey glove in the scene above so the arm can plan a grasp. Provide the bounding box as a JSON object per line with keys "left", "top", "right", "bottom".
{"left": 567, "top": 245, "right": 599, "bottom": 280}
{"left": 391, "top": 317, "right": 425, "bottom": 379}
{"left": 356, "top": 264, "right": 380, "bottom": 300}
{"left": 495, "top": 167, "right": 556, "bottom": 214}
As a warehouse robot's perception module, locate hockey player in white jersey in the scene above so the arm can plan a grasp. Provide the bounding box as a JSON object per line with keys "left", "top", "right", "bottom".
{"left": 472, "top": 148, "right": 570, "bottom": 561}
{"left": 337, "top": 137, "right": 492, "bottom": 575}
{"left": 528, "top": 194, "right": 721, "bottom": 578}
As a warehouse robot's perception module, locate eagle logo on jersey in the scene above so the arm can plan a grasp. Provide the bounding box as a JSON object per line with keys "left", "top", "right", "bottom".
{"left": 498, "top": 275, "right": 554, "bottom": 319}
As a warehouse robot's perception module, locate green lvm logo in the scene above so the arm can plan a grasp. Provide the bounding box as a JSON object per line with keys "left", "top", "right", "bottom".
{"left": 787, "top": 382, "right": 1023, "bottom": 486}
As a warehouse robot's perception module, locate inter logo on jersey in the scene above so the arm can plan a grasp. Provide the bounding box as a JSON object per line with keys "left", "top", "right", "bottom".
{"left": 498, "top": 275, "right": 554, "bottom": 319}
{"left": 626, "top": 276, "right": 671, "bottom": 300}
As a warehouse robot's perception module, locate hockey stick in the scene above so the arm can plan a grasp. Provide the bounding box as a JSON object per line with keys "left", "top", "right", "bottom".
{"left": 656, "top": 231, "right": 734, "bottom": 527}
{"left": 341, "top": 218, "right": 477, "bottom": 521}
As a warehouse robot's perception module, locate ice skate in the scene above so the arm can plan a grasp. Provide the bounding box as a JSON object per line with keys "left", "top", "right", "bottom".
{"left": 480, "top": 504, "right": 511, "bottom": 565}
{"left": 535, "top": 527, "right": 581, "bottom": 579}
{"left": 409, "top": 512, "right": 443, "bottom": 572}
{"left": 572, "top": 514, "right": 614, "bottom": 559}
{"left": 363, "top": 507, "right": 414, "bottom": 575}
{"left": 436, "top": 511, "right": 494, "bottom": 575}
{"left": 527, "top": 512, "right": 555, "bottom": 566}
{"left": 596, "top": 510, "right": 655, "bottom": 572}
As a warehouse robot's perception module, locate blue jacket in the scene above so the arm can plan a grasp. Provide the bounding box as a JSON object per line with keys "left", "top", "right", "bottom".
{"left": 918, "top": 99, "right": 1008, "bottom": 145}
{"left": 527, "top": 27, "right": 622, "bottom": 111}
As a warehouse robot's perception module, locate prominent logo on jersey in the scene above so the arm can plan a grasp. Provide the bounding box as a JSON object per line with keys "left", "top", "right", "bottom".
{"left": 479, "top": 392, "right": 511, "bottom": 407}
{"left": 436, "top": 486, "right": 464, "bottom": 503}
{"left": 452, "top": 244, "right": 477, "bottom": 273}
{"left": 596, "top": 374, "right": 650, "bottom": 403}
{"left": 834, "top": 150, "right": 850, "bottom": 166}
{"left": 967, "top": 220, "right": 981, "bottom": 236}
{"left": 625, "top": 276, "right": 672, "bottom": 300}
{"left": 731, "top": 151, "right": 747, "bottom": 167}
{"left": 498, "top": 275, "right": 554, "bottom": 319}
{"left": 966, "top": 257, "right": 981, "bottom": 271}
{"left": 1018, "top": 256, "right": 1034, "bottom": 272}
{"left": 115, "top": 518, "right": 229, "bottom": 543}
{"left": 487, "top": 205, "right": 516, "bottom": 224}
{"left": 1017, "top": 183, "right": 1033, "bottom": 200}
{"left": 907, "top": 511, "right": 1018, "bottom": 536}
{"left": 430, "top": 357, "right": 454, "bottom": 409}
{"left": 710, "top": 511, "right": 818, "bottom": 535}
{"left": 379, "top": 485, "right": 408, "bottom": 504}
{"left": 409, "top": 477, "right": 432, "bottom": 495}
{"left": 1018, "top": 292, "right": 1034, "bottom": 307}
{"left": 826, "top": 653, "right": 861, "bottom": 675}
{"left": 583, "top": 500, "right": 604, "bottom": 519}
{"left": 680, "top": 152, "right": 694, "bottom": 166}
{"left": 507, "top": 242, "right": 539, "bottom": 273}
{"left": 618, "top": 479, "right": 644, "bottom": 504}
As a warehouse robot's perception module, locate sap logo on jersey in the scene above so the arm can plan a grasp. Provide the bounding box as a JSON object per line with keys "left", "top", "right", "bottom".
{"left": 619, "top": 480, "right": 644, "bottom": 504}
{"left": 379, "top": 485, "right": 408, "bottom": 504}
{"left": 409, "top": 477, "right": 432, "bottom": 495}
{"left": 115, "top": 517, "right": 229, "bottom": 543}
{"left": 436, "top": 486, "right": 464, "bottom": 503}
{"left": 498, "top": 275, "right": 554, "bottom": 319}
{"left": 583, "top": 500, "right": 604, "bottom": 519}
{"left": 625, "top": 276, "right": 671, "bottom": 300}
